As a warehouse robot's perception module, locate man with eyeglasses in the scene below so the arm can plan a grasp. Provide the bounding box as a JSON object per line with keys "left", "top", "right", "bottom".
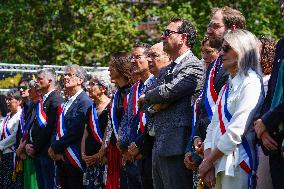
{"left": 25, "top": 69, "right": 64, "bottom": 189}
{"left": 138, "top": 17, "right": 203, "bottom": 189}
{"left": 118, "top": 42, "right": 154, "bottom": 189}
{"left": 184, "top": 6, "right": 246, "bottom": 188}
{"left": 254, "top": 1, "right": 284, "bottom": 188}
{"left": 48, "top": 65, "right": 92, "bottom": 189}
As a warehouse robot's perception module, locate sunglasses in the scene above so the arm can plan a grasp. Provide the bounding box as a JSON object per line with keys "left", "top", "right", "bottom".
{"left": 222, "top": 44, "right": 232, "bottom": 53}
{"left": 19, "top": 86, "right": 28, "bottom": 91}
{"left": 162, "top": 29, "right": 182, "bottom": 37}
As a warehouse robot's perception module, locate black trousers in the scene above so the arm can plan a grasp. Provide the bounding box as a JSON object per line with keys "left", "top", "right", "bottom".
{"left": 141, "top": 155, "right": 154, "bottom": 189}
{"left": 269, "top": 153, "right": 284, "bottom": 189}
{"left": 57, "top": 162, "right": 85, "bottom": 189}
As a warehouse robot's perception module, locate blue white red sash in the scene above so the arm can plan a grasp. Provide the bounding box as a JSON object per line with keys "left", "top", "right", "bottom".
{"left": 132, "top": 82, "right": 140, "bottom": 116}
{"left": 132, "top": 81, "right": 147, "bottom": 133}
{"left": 191, "top": 92, "right": 203, "bottom": 138}
{"left": 1, "top": 113, "right": 11, "bottom": 140}
{"left": 123, "top": 93, "right": 129, "bottom": 113}
{"left": 110, "top": 90, "right": 130, "bottom": 139}
{"left": 36, "top": 98, "right": 47, "bottom": 128}
{"left": 89, "top": 104, "right": 103, "bottom": 144}
{"left": 56, "top": 104, "right": 83, "bottom": 170}
{"left": 218, "top": 83, "right": 254, "bottom": 189}
{"left": 110, "top": 90, "right": 120, "bottom": 139}
{"left": 20, "top": 110, "right": 25, "bottom": 134}
{"left": 204, "top": 57, "right": 222, "bottom": 120}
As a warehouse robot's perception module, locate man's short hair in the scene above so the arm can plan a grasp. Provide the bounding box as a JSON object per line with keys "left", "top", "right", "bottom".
{"left": 37, "top": 68, "right": 57, "bottom": 86}
{"left": 64, "top": 64, "right": 87, "bottom": 82}
{"left": 133, "top": 42, "right": 151, "bottom": 53}
{"left": 211, "top": 6, "right": 246, "bottom": 29}
{"left": 170, "top": 17, "right": 197, "bottom": 48}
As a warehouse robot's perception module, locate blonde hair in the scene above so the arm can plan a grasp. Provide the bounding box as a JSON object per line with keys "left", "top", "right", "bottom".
{"left": 224, "top": 29, "right": 261, "bottom": 76}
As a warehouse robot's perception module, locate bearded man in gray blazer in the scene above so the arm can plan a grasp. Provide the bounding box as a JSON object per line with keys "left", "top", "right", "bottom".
{"left": 139, "top": 17, "right": 204, "bottom": 189}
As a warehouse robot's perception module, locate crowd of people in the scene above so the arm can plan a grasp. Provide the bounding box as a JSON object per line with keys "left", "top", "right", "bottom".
{"left": 0, "top": 2, "right": 283, "bottom": 189}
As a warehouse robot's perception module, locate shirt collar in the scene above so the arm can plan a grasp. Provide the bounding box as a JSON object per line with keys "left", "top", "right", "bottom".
{"left": 68, "top": 89, "right": 83, "bottom": 102}
{"left": 229, "top": 73, "right": 243, "bottom": 92}
{"left": 174, "top": 49, "right": 192, "bottom": 64}
{"left": 43, "top": 89, "right": 55, "bottom": 103}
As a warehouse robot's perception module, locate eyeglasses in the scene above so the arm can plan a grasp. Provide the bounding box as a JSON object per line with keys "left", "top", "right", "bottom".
{"left": 89, "top": 81, "right": 99, "bottom": 86}
{"left": 162, "top": 29, "right": 182, "bottom": 37}
{"left": 130, "top": 54, "right": 143, "bottom": 60}
{"left": 202, "top": 49, "right": 216, "bottom": 55}
{"left": 64, "top": 73, "right": 77, "bottom": 78}
{"left": 222, "top": 44, "right": 232, "bottom": 53}
{"left": 147, "top": 52, "right": 160, "bottom": 59}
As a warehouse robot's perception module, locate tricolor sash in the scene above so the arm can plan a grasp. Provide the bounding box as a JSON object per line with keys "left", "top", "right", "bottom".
{"left": 56, "top": 104, "right": 83, "bottom": 170}
{"left": 191, "top": 92, "right": 203, "bottom": 138}
{"left": 89, "top": 104, "right": 103, "bottom": 144}
{"left": 36, "top": 98, "right": 47, "bottom": 128}
{"left": 1, "top": 113, "right": 11, "bottom": 140}
{"left": 20, "top": 110, "right": 25, "bottom": 134}
{"left": 204, "top": 57, "right": 222, "bottom": 120}
{"left": 218, "top": 83, "right": 255, "bottom": 189}
{"left": 132, "top": 81, "right": 147, "bottom": 134}
{"left": 110, "top": 90, "right": 120, "bottom": 139}
{"left": 123, "top": 93, "right": 129, "bottom": 113}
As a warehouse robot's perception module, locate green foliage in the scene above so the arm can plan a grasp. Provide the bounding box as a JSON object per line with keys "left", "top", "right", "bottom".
{"left": 0, "top": 0, "right": 283, "bottom": 66}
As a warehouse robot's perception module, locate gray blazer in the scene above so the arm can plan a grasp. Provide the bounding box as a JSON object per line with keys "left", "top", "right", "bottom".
{"left": 144, "top": 50, "right": 204, "bottom": 156}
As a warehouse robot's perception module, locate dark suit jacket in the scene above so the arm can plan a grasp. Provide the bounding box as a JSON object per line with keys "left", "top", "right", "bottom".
{"left": 51, "top": 90, "right": 92, "bottom": 164}
{"left": 145, "top": 50, "right": 204, "bottom": 156}
{"left": 260, "top": 38, "right": 284, "bottom": 147}
{"left": 28, "top": 90, "right": 64, "bottom": 156}
{"left": 194, "top": 56, "right": 229, "bottom": 140}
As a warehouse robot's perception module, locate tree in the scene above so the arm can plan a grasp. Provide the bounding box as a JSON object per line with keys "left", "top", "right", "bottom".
{"left": 0, "top": 0, "right": 283, "bottom": 66}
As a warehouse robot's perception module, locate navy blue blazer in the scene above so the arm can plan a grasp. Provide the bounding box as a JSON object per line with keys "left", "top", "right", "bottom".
{"left": 51, "top": 90, "right": 92, "bottom": 162}
{"left": 261, "top": 38, "right": 284, "bottom": 133}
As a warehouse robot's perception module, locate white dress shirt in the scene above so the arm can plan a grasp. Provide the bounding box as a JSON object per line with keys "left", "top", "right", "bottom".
{"left": 174, "top": 49, "right": 192, "bottom": 64}
{"left": 204, "top": 69, "right": 263, "bottom": 176}
{"left": 0, "top": 109, "right": 22, "bottom": 154}
{"left": 172, "top": 49, "right": 192, "bottom": 72}
{"left": 63, "top": 89, "right": 83, "bottom": 115}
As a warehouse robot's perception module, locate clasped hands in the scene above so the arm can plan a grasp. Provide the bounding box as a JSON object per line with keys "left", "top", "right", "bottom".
{"left": 137, "top": 94, "right": 168, "bottom": 112}
{"left": 48, "top": 147, "right": 64, "bottom": 161}
{"left": 120, "top": 142, "right": 142, "bottom": 163}
{"left": 184, "top": 137, "right": 203, "bottom": 170}
{"left": 184, "top": 138, "right": 216, "bottom": 188}
{"left": 82, "top": 146, "right": 106, "bottom": 167}
{"left": 254, "top": 119, "right": 278, "bottom": 151}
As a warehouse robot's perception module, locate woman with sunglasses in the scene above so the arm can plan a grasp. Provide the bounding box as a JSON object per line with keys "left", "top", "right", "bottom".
{"left": 16, "top": 80, "right": 40, "bottom": 189}
{"left": 0, "top": 88, "right": 23, "bottom": 189}
{"left": 81, "top": 75, "right": 111, "bottom": 189}
{"left": 198, "top": 29, "right": 264, "bottom": 189}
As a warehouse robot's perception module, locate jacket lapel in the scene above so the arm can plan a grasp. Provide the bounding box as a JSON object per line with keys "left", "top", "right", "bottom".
{"left": 65, "top": 91, "right": 84, "bottom": 117}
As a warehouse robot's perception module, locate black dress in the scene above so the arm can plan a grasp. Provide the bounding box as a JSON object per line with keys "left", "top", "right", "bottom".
{"left": 84, "top": 104, "right": 109, "bottom": 189}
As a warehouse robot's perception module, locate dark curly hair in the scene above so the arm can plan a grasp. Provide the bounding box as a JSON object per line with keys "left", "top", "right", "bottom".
{"left": 170, "top": 17, "right": 197, "bottom": 48}
{"left": 259, "top": 36, "right": 276, "bottom": 75}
